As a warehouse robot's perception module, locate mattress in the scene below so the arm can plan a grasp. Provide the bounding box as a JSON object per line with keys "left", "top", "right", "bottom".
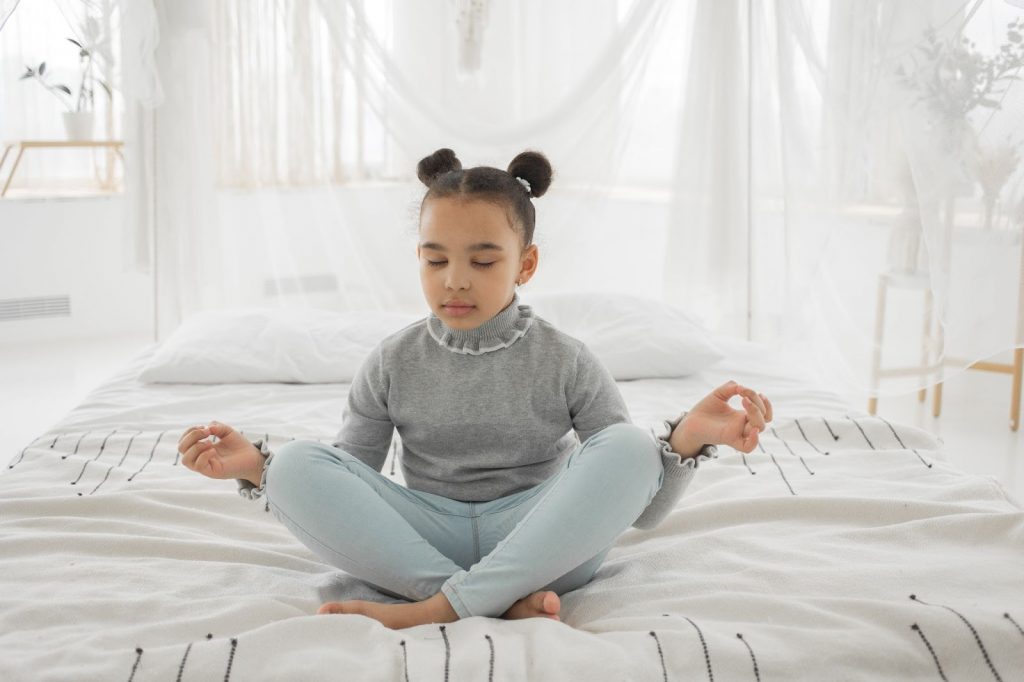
{"left": 2, "top": 333, "right": 1022, "bottom": 681}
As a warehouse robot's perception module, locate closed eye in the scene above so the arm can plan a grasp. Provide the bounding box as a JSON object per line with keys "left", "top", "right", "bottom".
{"left": 426, "top": 261, "right": 496, "bottom": 268}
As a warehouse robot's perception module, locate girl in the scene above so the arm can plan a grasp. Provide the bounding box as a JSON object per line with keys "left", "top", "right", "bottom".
{"left": 176, "top": 148, "right": 773, "bottom": 630}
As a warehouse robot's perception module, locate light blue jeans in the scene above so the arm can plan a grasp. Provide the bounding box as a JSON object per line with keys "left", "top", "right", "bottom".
{"left": 263, "top": 423, "right": 665, "bottom": 618}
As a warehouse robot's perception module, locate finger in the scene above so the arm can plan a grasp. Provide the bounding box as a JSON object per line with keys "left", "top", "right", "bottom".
{"left": 183, "top": 440, "right": 214, "bottom": 469}
{"left": 760, "top": 394, "right": 773, "bottom": 422}
{"left": 195, "top": 448, "right": 217, "bottom": 475}
{"left": 744, "top": 389, "right": 767, "bottom": 417}
{"left": 177, "top": 425, "right": 204, "bottom": 450}
{"left": 712, "top": 380, "right": 744, "bottom": 403}
{"left": 180, "top": 427, "right": 211, "bottom": 455}
{"left": 736, "top": 426, "right": 759, "bottom": 452}
{"left": 208, "top": 421, "right": 231, "bottom": 439}
{"left": 741, "top": 395, "right": 767, "bottom": 431}
{"left": 744, "top": 427, "right": 760, "bottom": 452}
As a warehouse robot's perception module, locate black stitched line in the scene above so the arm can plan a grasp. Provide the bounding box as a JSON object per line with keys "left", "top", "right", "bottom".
{"left": 793, "top": 418, "right": 827, "bottom": 455}
{"left": 877, "top": 416, "right": 907, "bottom": 448}
{"left": 649, "top": 631, "right": 668, "bottom": 682}
{"left": 910, "top": 594, "right": 1002, "bottom": 681}
{"left": 176, "top": 641, "right": 193, "bottom": 682}
{"left": 89, "top": 428, "right": 144, "bottom": 491}
{"left": 1005, "top": 612, "right": 1024, "bottom": 637}
{"left": 8, "top": 434, "right": 48, "bottom": 468}
{"left": 49, "top": 433, "right": 60, "bottom": 448}
{"left": 8, "top": 446, "right": 28, "bottom": 469}
{"left": 768, "top": 452, "right": 796, "bottom": 495}
{"left": 63, "top": 430, "right": 91, "bottom": 460}
{"left": 129, "top": 430, "right": 166, "bottom": 481}
{"left": 126, "top": 646, "right": 144, "bottom": 682}
{"left": 223, "top": 637, "right": 238, "bottom": 682}
{"left": 735, "top": 633, "right": 760, "bottom": 681}
{"left": 910, "top": 624, "right": 950, "bottom": 682}
{"left": 87, "top": 466, "right": 114, "bottom": 495}
{"left": 911, "top": 448, "right": 933, "bottom": 468}
{"left": 400, "top": 640, "right": 409, "bottom": 682}
{"left": 683, "top": 616, "right": 713, "bottom": 681}
{"left": 120, "top": 431, "right": 140, "bottom": 462}
{"left": 770, "top": 427, "right": 814, "bottom": 475}
{"left": 770, "top": 427, "right": 794, "bottom": 455}
{"left": 846, "top": 416, "right": 875, "bottom": 449}
{"left": 440, "top": 625, "right": 450, "bottom": 682}
{"left": 72, "top": 429, "right": 117, "bottom": 486}
{"left": 821, "top": 418, "right": 839, "bottom": 441}
{"left": 741, "top": 451, "right": 755, "bottom": 474}
{"left": 484, "top": 634, "right": 495, "bottom": 682}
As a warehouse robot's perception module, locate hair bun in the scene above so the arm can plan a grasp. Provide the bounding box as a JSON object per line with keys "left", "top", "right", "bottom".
{"left": 507, "top": 150, "right": 553, "bottom": 198}
{"left": 417, "top": 148, "right": 462, "bottom": 186}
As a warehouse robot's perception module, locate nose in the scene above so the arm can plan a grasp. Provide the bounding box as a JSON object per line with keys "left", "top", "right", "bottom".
{"left": 444, "top": 264, "right": 471, "bottom": 290}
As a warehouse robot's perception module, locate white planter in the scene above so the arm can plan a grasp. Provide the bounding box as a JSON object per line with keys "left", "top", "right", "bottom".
{"left": 62, "top": 111, "right": 95, "bottom": 141}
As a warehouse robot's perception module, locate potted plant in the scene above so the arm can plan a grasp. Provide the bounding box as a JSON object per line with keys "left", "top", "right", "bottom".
{"left": 19, "top": 14, "right": 114, "bottom": 141}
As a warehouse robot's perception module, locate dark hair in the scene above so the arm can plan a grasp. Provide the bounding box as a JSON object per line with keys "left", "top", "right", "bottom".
{"left": 416, "top": 148, "right": 553, "bottom": 252}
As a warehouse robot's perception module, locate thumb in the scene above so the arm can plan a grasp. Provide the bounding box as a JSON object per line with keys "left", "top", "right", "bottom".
{"left": 208, "top": 421, "right": 230, "bottom": 437}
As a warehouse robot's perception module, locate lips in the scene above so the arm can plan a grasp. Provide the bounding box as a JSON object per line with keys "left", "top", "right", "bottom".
{"left": 443, "top": 301, "right": 475, "bottom": 317}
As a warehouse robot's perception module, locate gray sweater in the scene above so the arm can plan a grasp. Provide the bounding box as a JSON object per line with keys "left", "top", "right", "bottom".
{"left": 237, "top": 291, "right": 717, "bottom": 530}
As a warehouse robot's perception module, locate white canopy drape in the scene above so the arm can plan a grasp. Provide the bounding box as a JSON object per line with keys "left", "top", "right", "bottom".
{"left": 105, "top": 0, "right": 1024, "bottom": 401}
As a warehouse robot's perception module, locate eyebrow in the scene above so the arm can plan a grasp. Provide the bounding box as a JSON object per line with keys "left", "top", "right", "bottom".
{"left": 419, "top": 241, "right": 505, "bottom": 252}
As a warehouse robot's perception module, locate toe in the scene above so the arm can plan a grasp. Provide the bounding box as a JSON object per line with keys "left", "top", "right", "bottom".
{"left": 318, "top": 601, "right": 346, "bottom": 615}
{"left": 541, "top": 591, "right": 560, "bottom": 615}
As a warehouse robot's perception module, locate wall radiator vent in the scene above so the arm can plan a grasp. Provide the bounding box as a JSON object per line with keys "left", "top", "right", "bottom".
{"left": 264, "top": 274, "right": 339, "bottom": 297}
{"left": 0, "top": 295, "right": 72, "bottom": 322}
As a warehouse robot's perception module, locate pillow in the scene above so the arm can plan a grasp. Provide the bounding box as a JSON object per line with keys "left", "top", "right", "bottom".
{"left": 522, "top": 291, "right": 724, "bottom": 380}
{"left": 139, "top": 307, "right": 421, "bottom": 384}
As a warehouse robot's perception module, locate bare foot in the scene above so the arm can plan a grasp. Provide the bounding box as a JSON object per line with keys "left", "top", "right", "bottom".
{"left": 501, "top": 590, "right": 561, "bottom": 621}
{"left": 317, "top": 591, "right": 459, "bottom": 630}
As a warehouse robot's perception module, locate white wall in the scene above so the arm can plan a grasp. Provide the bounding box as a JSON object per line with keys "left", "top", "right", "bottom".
{"left": 0, "top": 196, "right": 153, "bottom": 345}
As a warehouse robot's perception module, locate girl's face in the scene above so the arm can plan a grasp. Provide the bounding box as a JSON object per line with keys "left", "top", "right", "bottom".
{"left": 417, "top": 196, "right": 538, "bottom": 330}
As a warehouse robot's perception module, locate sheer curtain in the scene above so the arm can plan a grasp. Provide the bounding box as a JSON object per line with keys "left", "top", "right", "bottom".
{"left": 0, "top": 0, "right": 122, "bottom": 188}
{"left": 112, "top": 0, "right": 1024, "bottom": 401}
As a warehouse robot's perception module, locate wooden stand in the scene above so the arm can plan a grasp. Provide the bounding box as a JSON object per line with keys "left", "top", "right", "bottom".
{"left": 868, "top": 202, "right": 1024, "bottom": 430}
{"left": 0, "top": 140, "right": 124, "bottom": 197}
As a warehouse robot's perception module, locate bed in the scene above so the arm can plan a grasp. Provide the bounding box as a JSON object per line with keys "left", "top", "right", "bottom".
{"left": 3, "top": 298, "right": 1023, "bottom": 681}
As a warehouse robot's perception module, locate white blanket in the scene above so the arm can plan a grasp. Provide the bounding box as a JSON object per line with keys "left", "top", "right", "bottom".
{"left": 2, "top": 335, "right": 1022, "bottom": 681}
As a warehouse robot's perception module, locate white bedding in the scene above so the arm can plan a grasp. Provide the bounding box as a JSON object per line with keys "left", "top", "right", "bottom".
{"left": 2, "top": 333, "right": 1023, "bottom": 681}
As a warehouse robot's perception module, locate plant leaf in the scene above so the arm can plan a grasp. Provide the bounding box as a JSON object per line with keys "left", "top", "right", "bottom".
{"left": 67, "top": 37, "right": 83, "bottom": 48}
{"left": 55, "top": 85, "right": 72, "bottom": 96}
{"left": 38, "top": 61, "right": 45, "bottom": 75}
{"left": 98, "top": 80, "right": 113, "bottom": 99}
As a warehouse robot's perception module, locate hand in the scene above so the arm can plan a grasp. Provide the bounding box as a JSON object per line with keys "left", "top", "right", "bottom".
{"left": 670, "top": 380, "right": 773, "bottom": 455}
{"left": 177, "top": 421, "right": 263, "bottom": 482}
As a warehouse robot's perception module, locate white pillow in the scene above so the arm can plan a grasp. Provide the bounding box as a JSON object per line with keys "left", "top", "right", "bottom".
{"left": 522, "top": 291, "right": 724, "bottom": 380}
{"left": 139, "top": 307, "right": 421, "bottom": 384}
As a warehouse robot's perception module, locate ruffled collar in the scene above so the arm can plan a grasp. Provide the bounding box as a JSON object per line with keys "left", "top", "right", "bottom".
{"left": 426, "top": 291, "right": 535, "bottom": 355}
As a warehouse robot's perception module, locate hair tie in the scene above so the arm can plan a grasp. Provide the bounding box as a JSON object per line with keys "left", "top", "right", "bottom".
{"left": 515, "top": 176, "right": 532, "bottom": 194}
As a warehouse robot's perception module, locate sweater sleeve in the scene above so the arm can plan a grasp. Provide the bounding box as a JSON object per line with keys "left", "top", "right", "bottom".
{"left": 567, "top": 342, "right": 632, "bottom": 442}
{"left": 236, "top": 437, "right": 274, "bottom": 501}
{"left": 631, "top": 411, "right": 718, "bottom": 530}
{"left": 330, "top": 343, "right": 395, "bottom": 473}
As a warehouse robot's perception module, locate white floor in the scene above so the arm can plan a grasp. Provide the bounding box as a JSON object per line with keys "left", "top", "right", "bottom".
{"left": 1, "top": 333, "right": 1022, "bottom": 506}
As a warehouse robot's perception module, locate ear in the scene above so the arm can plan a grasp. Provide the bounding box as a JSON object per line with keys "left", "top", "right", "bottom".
{"left": 518, "top": 244, "right": 539, "bottom": 285}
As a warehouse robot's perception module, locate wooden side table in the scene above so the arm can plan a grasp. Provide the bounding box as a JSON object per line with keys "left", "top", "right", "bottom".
{"left": 0, "top": 140, "right": 124, "bottom": 197}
